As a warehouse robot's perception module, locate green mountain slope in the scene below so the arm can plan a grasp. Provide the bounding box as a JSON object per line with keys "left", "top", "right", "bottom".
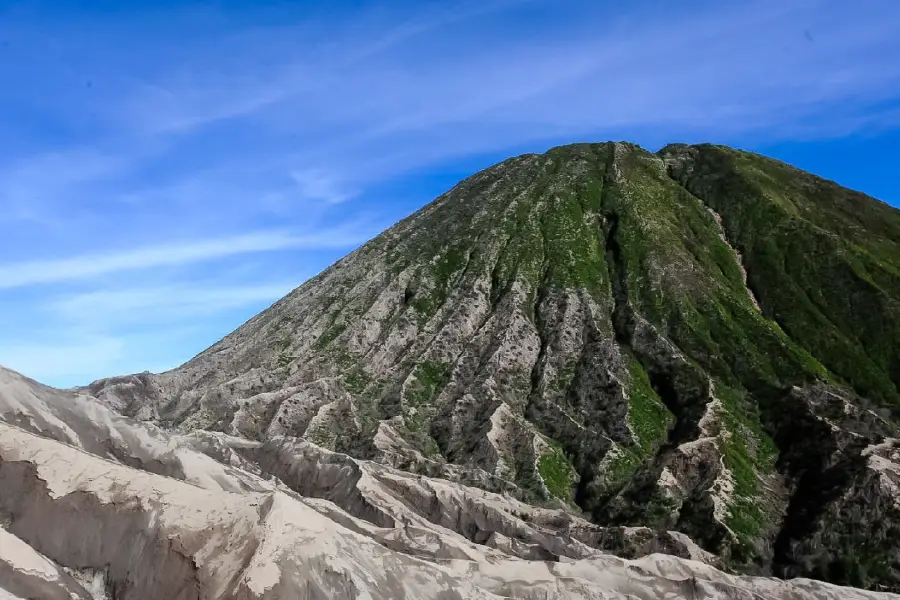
{"left": 88, "top": 142, "right": 900, "bottom": 591}
{"left": 663, "top": 143, "right": 900, "bottom": 412}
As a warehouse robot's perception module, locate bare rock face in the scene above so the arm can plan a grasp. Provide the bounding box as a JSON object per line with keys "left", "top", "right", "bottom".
{"left": 2, "top": 371, "right": 898, "bottom": 599}
{"left": 2, "top": 141, "right": 897, "bottom": 594}
{"left": 0, "top": 528, "right": 96, "bottom": 600}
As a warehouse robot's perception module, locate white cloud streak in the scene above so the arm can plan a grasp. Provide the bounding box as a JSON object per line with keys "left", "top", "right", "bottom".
{"left": 290, "top": 169, "right": 356, "bottom": 205}
{"left": 6, "top": 0, "right": 900, "bottom": 228}
{"left": 138, "top": 0, "right": 897, "bottom": 195}
{"left": 0, "top": 227, "right": 369, "bottom": 289}
{"left": 50, "top": 281, "right": 300, "bottom": 323}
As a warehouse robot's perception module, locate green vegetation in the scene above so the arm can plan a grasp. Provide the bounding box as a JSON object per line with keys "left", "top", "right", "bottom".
{"left": 663, "top": 144, "right": 900, "bottom": 412}
{"left": 313, "top": 322, "right": 346, "bottom": 350}
{"left": 343, "top": 368, "right": 369, "bottom": 395}
{"left": 396, "top": 360, "right": 451, "bottom": 456}
{"left": 538, "top": 442, "right": 577, "bottom": 503}
{"left": 539, "top": 187, "right": 609, "bottom": 297}
{"left": 715, "top": 385, "right": 778, "bottom": 558}
{"left": 642, "top": 495, "right": 681, "bottom": 524}
{"left": 309, "top": 428, "right": 336, "bottom": 449}
{"left": 625, "top": 355, "right": 674, "bottom": 453}
{"left": 406, "top": 360, "right": 451, "bottom": 407}
{"left": 598, "top": 445, "right": 643, "bottom": 496}
{"left": 410, "top": 246, "right": 468, "bottom": 319}
{"left": 591, "top": 358, "right": 672, "bottom": 499}
{"left": 491, "top": 195, "right": 545, "bottom": 305}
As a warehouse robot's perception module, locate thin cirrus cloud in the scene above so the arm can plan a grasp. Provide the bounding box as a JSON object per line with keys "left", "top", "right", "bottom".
{"left": 290, "top": 169, "right": 357, "bottom": 206}
{"left": 49, "top": 281, "right": 302, "bottom": 325}
{"left": 0, "top": 226, "right": 371, "bottom": 290}
{"left": 164, "top": 0, "right": 900, "bottom": 194}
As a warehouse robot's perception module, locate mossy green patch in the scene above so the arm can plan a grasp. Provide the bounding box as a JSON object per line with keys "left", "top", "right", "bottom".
{"left": 410, "top": 246, "right": 468, "bottom": 319}
{"left": 313, "top": 322, "right": 346, "bottom": 351}
{"left": 715, "top": 385, "right": 778, "bottom": 556}
{"left": 309, "top": 428, "right": 336, "bottom": 449}
{"left": 597, "top": 444, "right": 644, "bottom": 497}
{"left": 539, "top": 189, "right": 609, "bottom": 298}
{"left": 492, "top": 200, "right": 545, "bottom": 305}
{"left": 406, "top": 360, "right": 451, "bottom": 407}
{"left": 343, "top": 367, "right": 369, "bottom": 395}
{"left": 398, "top": 360, "right": 452, "bottom": 456}
{"left": 538, "top": 443, "right": 577, "bottom": 503}
{"left": 625, "top": 355, "right": 674, "bottom": 453}
{"left": 663, "top": 144, "right": 900, "bottom": 411}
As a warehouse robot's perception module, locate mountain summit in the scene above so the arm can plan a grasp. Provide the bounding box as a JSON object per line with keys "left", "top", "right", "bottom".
{"left": 71, "top": 141, "right": 900, "bottom": 592}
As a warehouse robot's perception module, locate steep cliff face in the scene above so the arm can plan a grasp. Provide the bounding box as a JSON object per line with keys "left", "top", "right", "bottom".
{"left": 84, "top": 142, "right": 900, "bottom": 590}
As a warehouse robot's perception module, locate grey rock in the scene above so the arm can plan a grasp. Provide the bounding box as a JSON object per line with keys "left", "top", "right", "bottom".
{"left": 2, "top": 370, "right": 898, "bottom": 599}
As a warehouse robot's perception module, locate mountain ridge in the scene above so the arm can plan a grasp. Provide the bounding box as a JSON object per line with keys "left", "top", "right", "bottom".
{"left": 74, "top": 140, "right": 900, "bottom": 591}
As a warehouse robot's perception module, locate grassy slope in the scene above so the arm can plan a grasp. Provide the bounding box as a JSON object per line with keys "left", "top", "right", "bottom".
{"left": 662, "top": 143, "right": 900, "bottom": 413}
{"left": 599, "top": 146, "right": 827, "bottom": 562}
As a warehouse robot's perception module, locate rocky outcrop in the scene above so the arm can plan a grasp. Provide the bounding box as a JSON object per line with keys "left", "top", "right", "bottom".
{"left": 2, "top": 374, "right": 899, "bottom": 599}
{"left": 0, "top": 528, "right": 96, "bottom": 600}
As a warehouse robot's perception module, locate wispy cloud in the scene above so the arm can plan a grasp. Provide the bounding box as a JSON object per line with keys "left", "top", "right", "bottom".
{"left": 49, "top": 281, "right": 300, "bottom": 324}
{"left": 0, "top": 226, "right": 370, "bottom": 290}
{"left": 290, "top": 169, "right": 356, "bottom": 205}
{"left": 118, "top": 0, "right": 896, "bottom": 191}
{"left": 0, "top": 280, "right": 304, "bottom": 386}
{"left": 0, "top": 149, "right": 132, "bottom": 227}
{"left": 108, "top": 0, "right": 531, "bottom": 137}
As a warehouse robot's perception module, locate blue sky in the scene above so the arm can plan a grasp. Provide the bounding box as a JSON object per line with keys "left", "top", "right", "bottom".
{"left": 0, "top": 0, "right": 899, "bottom": 387}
